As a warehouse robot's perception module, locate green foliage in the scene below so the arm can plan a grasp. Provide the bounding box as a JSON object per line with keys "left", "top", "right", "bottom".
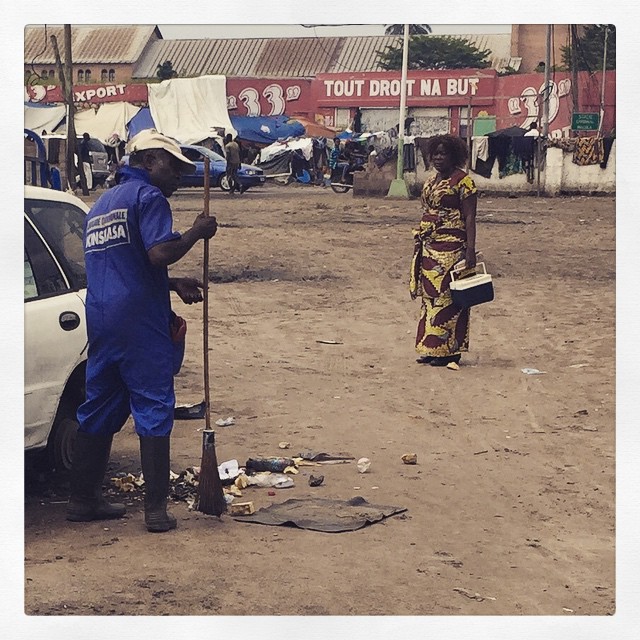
{"left": 561, "top": 25, "right": 615, "bottom": 71}
{"left": 156, "top": 60, "right": 178, "bottom": 80}
{"left": 497, "top": 66, "right": 519, "bottom": 77}
{"left": 378, "top": 35, "right": 491, "bottom": 70}
{"left": 384, "top": 24, "right": 432, "bottom": 35}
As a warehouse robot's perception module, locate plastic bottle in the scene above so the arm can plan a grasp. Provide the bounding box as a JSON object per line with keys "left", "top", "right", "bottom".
{"left": 245, "top": 457, "right": 295, "bottom": 473}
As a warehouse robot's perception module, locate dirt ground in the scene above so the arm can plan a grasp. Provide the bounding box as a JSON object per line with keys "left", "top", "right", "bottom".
{"left": 23, "top": 182, "right": 615, "bottom": 618}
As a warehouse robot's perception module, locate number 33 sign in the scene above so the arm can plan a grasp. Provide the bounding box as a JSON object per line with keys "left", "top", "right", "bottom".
{"left": 227, "top": 83, "right": 301, "bottom": 116}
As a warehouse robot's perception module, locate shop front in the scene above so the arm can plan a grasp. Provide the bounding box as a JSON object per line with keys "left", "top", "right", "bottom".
{"left": 312, "top": 70, "right": 497, "bottom": 136}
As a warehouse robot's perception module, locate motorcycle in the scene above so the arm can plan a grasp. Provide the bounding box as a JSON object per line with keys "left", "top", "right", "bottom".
{"left": 329, "top": 155, "right": 366, "bottom": 193}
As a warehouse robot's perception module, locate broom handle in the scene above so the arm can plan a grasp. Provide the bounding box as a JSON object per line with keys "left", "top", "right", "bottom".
{"left": 203, "top": 156, "right": 211, "bottom": 431}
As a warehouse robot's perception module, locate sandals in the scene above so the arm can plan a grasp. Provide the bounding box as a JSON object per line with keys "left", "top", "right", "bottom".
{"left": 429, "top": 355, "right": 461, "bottom": 367}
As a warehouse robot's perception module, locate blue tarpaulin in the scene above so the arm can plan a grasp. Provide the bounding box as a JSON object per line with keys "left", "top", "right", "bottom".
{"left": 126, "top": 107, "right": 156, "bottom": 139}
{"left": 126, "top": 110, "right": 307, "bottom": 146}
{"left": 230, "top": 115, "right": 305, "bottom": 145}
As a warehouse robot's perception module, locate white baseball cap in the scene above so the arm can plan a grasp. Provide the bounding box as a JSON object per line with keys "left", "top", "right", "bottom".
{"left": 126, "top": 129, "right": 196, "bottom": 174}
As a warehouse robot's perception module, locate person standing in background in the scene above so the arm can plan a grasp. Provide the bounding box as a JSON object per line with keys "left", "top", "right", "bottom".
{"left": 245, "top": 143, "right": 259, "bottom": 165}
{"left": 524, "top": 122, "right": 540, "bottom": 137}
{"left": 79, "top": 132, "right": 93, "bottom": 190}
{"left": 224, "top": 134, "right": 242, "bottom": 194}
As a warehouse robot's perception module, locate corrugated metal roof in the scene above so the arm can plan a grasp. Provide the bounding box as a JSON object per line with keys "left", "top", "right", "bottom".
{"left": 454, "top": 33, "right": 513, "bottom": 70}
{"left": 334, "top": 36, "right": 402, "bottom": 72}
{"left": 24, "top": 25, "right": 160, "bottom": 65}
{"left": 132, "top": 34, "right": 512, "bottom": 79}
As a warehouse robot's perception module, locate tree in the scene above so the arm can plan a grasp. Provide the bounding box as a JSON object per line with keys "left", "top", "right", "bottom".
{"left": 561, "top": 25, "right": 615, "bottom": 72}
{"left": 384, "top": 24, "right": 432, "bottom": 35}
{"left": 378, "top": 35, "right": 491, "bottom": 70}
{"left": 156, "top": 60, "right": 178, "bottom": 80}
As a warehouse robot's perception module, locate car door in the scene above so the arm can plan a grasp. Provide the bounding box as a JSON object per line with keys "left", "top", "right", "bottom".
{"left": 24, "top": 208, "right": 87, "bottom": 451}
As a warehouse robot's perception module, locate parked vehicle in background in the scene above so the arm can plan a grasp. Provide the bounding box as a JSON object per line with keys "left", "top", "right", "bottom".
{"left": 24, "top": 129, "right": 61, "bottom": 190}
{"left": 24, "top": 186, "right": 89, "bottom": 472}
{"left": 40, "top": 134, "right": 110, "bottom": 189}
{"left": 81, "top": 136, "right": 110, "bottom": 187}
{"left": 178, "top": 145, "right": 266, "bottom": 191}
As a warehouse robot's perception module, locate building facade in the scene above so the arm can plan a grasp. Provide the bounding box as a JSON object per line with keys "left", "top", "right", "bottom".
{"left": 24, "top": 25, "right": 161, "bottom": 87}
{"left": 25, "top": 25, "right": 614, "bottom": 138}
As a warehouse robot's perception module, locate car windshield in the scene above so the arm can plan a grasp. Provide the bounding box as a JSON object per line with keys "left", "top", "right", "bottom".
{"left": 24, "top": 198, "right": 87, "bottom": 290}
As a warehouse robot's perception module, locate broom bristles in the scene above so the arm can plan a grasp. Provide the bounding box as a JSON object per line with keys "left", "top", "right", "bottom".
{"left": 198, "top": 429, "right": 227, "bottom": 516}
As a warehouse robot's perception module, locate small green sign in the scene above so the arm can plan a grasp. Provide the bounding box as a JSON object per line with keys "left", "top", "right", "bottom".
{"left": 571, "top": 112, "right": 600, "bottom": 131}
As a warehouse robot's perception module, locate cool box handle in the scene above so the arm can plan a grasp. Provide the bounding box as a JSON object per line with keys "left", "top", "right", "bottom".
{"left": 451, "top": 261, "right": 487, "bottom": 282}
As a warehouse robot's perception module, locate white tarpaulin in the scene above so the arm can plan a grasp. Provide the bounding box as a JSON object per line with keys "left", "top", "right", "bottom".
{"left": 147, "top": 75, "right": 236, "bottom": 144}
{"left": 73, "top": 102, "right": 141, "bottom": 143}
{"left": 24, "top": 104, "right": 66, "bottom": 135}
{"left": 258, "top": 138, "right": 314, "bottom": 164}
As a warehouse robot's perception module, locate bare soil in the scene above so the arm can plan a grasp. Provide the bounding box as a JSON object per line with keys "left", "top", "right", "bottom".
{"left": 24, "top": 183, "right": 615, "bottom": 617}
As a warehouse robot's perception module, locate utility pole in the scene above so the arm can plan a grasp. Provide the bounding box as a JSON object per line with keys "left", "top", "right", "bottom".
{"left": 465, "top": 89, "right": 473, "bottom": 171}
{"left": 542, "top": 24, "right": 551, "bottom": 138}
{"left": 570, "top": 25, "right": 579, "bottom": 113}
{"left": 598, "top": 25, "right": 609, "bottom": 134}
{"left": 51, "top": 26, "right": 87, "bottom": 194}
{"left": 537, "top": 25, "right": 552, "bottom": 196}
{"left": 386, "top": 23, "right": 410, "bottom": 199}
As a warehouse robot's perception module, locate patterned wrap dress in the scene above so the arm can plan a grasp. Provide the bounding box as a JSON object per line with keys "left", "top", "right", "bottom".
{"left": 410, "top": 169, "right": 477, "bottom": 358}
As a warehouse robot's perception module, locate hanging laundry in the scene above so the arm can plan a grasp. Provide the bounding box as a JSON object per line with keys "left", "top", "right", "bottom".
{"left": 499, "top": 151, "right": 523, "bottom": 178}
{"left": 572, "top": 137, "right": 604, "bottom": 166}
{"left": 600, "top": 137, "right": 615, "bottom": 169}
{"left": 472, "top": 136, "right": 489, "bottom": 164}
{"left": 512, "top": 136, "right": 536, "bottom": 183}
{"left": 471, "top": 136, "right": 498, "bottom": 179}
{"left": 403, "top": 142, "right": 416, "bottom": 172}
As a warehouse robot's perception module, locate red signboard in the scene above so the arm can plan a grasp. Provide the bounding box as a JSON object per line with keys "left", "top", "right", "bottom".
{"left": 225, "top": 78, "right": 313, "bottom": 116}
{"left": 313, "top": 70, "right": 497, "bottom": 108}
{"left": 25, "top": 83, "right": 149, "bottom": 105}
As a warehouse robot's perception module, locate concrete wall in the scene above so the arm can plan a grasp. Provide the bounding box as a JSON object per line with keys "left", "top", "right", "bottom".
{"left": 557, "top": 144, "right": 616, "bottom": 193}
{"left": 354, "top": 142, "right": 616, "bottom": 197}
{"left": 510, "top": 25, "right": 572, "bottom": 73}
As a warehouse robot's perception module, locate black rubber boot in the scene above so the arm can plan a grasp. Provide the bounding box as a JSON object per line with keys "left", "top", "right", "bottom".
{"left": 139, "top": 436, "right": 177, "bottom": 532}
{"left": 66, "top": 432, "right": 126, "bottom": 522}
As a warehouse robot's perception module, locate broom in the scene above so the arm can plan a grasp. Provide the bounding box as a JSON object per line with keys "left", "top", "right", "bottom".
{"left": 197, "top": 155, "right": 227, "bottom": 516}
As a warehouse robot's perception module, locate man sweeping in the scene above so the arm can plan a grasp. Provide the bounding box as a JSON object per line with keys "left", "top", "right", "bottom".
{"left": 66, "top": 129, "right": 218, "bottom": 532}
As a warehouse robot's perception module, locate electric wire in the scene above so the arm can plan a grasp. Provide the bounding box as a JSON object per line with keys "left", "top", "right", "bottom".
{"left": 27, "top": 24, "right": 50, "bottom": 86}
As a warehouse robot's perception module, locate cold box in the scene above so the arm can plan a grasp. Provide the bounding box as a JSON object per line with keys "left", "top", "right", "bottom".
{"left": 449, "top": 263, "right": 494, "bottom": 309}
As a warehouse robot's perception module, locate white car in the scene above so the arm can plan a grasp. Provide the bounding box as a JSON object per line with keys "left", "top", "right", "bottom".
{"left": 24, "top": 186, "right": 89, "bottom": 471}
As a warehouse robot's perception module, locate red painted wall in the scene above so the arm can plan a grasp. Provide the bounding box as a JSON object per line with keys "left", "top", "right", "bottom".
{"left": 491, "top": 71, "right": 615, "bottom": 136}
{"left": 225, "top": 77, "right": 313, "bottom": 117}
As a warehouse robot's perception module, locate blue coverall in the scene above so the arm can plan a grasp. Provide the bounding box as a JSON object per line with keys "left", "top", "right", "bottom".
{"left": 77, "top": 165, "right": 183, "bottom": 438}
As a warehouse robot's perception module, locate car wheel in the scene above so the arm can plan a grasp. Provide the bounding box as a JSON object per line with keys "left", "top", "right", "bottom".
{"left": 219, "top": 175, "right": 230, "bottom": 191}
{"left": 47, "top": 412, "right": 79, "bottom": 473}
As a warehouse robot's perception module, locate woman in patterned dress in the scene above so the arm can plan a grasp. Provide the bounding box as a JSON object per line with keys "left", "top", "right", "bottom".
{"left": 410, "top": 135, "right": 478, "bottom": 367}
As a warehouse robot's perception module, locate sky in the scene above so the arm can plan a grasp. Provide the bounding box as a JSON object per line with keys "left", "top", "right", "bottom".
{"left": 158, "top": 24, "right": 511, "bottom": 40}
